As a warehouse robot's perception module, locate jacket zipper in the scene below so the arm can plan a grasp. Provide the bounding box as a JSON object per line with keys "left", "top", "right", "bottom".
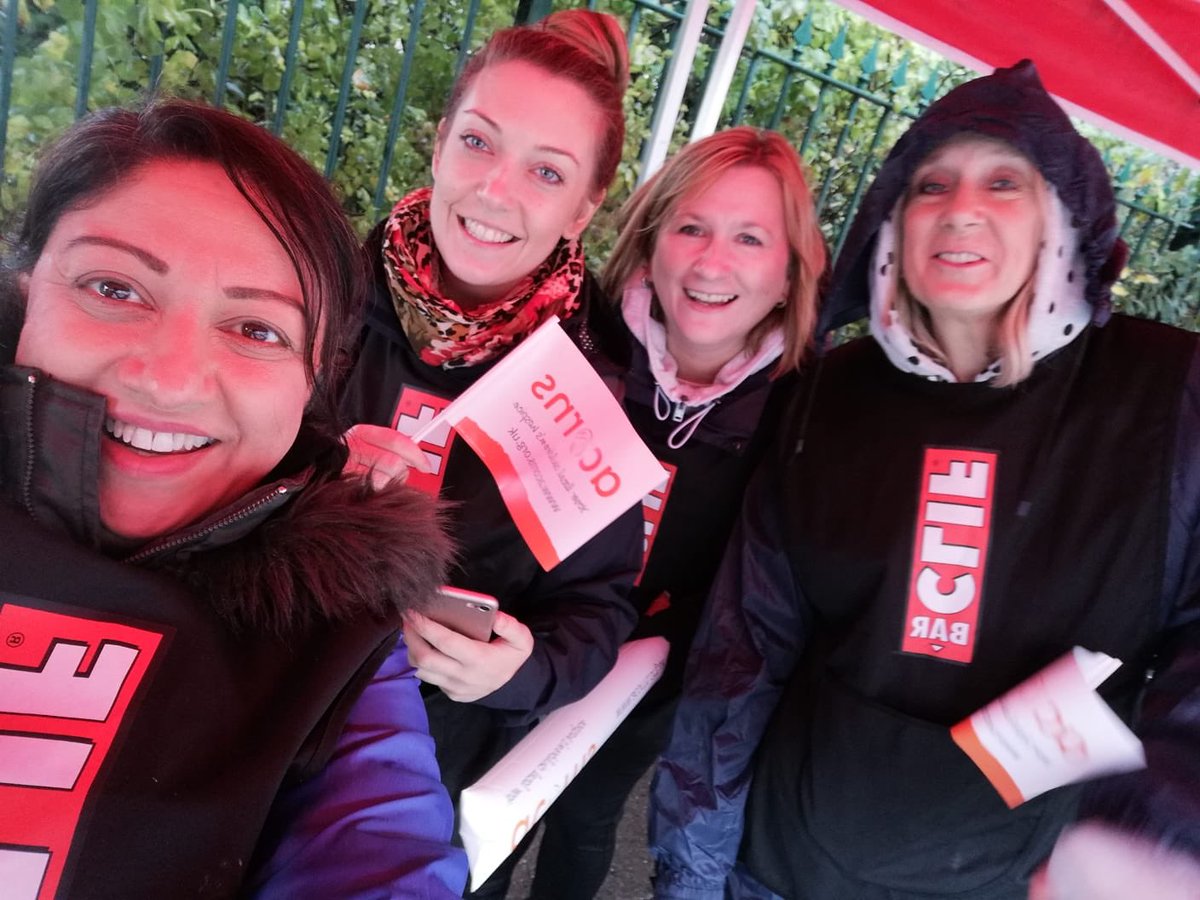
{"left": 21, "top": 373, "right": 37, "bottom": 515}
{"left": 124, "top": 485, "right": 290, "bottom": 564}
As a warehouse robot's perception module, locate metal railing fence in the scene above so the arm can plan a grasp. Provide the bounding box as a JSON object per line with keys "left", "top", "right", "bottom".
{"left": 1, "top": 0, "right": 1195, "bottom": 317}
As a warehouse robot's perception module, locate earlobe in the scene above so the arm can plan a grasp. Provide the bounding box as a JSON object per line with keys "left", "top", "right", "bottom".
{"left": 17, "top": 273, "right": 30, "bottom": 300}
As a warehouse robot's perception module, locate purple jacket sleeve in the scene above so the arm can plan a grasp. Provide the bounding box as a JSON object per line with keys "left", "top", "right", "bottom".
{"left": 648, "top": 460, "right": 812, "bottom": 900}
{"left": 1078, "top": 346, "right": 1200, "bottom": 859}
{"left": 248, "top": 637, "right": 468, "bottom": 900}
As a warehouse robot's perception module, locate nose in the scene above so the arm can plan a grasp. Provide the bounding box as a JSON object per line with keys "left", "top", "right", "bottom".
{"left": 939, "top": 183, "right": 984, "bottom": 229}
{"left": 476, "top": 160, "right": 515, "bottom": 208}
{"left": 116, "top": 311, "right": 214, "bottom": 409}
{"left": 692, "top": 237, "right": 734, "bottom": 279}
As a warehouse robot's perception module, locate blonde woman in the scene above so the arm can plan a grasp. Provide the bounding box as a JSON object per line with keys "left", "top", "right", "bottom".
{"left": 530, "top": 127, "right": 826, "bottom": 899}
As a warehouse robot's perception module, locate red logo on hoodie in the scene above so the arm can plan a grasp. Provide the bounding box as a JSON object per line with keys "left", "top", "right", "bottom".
{"left": 391, "top": 387, "right": 456, "bottom": 496}
{"left": 0, "top": 602, "right": 165, "bottom": 900}
{"left": 636, "top": 461, "right": 677, "bottom": 585}
{"left": 901, "top": 448, "right": 996, "bottom": 664}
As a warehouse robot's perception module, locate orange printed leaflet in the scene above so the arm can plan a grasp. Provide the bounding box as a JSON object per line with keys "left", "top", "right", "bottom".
{"left": 408, "top": 318, "right": 667, "bottom": 570}
{"left": 951, "top": 647, "right": 1145, "bottom": 808}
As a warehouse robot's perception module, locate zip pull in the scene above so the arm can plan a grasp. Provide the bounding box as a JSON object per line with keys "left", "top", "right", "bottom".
{"left": 671, "top": 399, "right": 688, "bottom": 422}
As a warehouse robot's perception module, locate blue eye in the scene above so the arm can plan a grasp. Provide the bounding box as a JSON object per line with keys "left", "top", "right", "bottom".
{"left": 737, "top": 233, "right": 764, "bottom": 247}
{"left": 678, "top": 223, "right": 703, "bottom": 236}
{"left": 991, "top": 177, "right": 1018, "bottom": 191}
{"left": 916, "top": 180, "right": 947, "bottom": 195}
{"left": 534, "top": 165, "right": 563, "bottom": 185}
{"left": 461, "top": 133, "right": 489, "bottom": 152}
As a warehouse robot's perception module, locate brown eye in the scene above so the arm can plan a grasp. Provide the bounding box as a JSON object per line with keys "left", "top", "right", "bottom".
{"left": 95, "top": 279, "right": 135, "bottom": 301}
{"left": 239, "top": 321, "right": 285, "bottom": 345}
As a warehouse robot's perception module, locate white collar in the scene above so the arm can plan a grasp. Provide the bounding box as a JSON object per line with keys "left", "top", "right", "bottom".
{"left": 869, "top": 186, "right": 1093, "bottom": 383}
{"left": 621, "top": 277, "right": 783, "bottom": 406}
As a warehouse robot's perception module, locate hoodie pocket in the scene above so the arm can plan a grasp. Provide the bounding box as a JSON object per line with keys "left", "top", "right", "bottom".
{"left": 800, "top": 675, "right": 1075, "bottom": 894}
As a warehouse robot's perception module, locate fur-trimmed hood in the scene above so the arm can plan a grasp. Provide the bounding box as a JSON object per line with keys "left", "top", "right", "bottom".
{"left": 822, "top": 59, "right": 1127, "bottom": 337}
{"left": 0, "top": 364, "right": 451, "bottom": 634}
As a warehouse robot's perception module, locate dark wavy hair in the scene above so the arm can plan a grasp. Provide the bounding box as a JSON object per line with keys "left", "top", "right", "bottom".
{"left": 2, "top": 97, "right": 366, "bottom": 449}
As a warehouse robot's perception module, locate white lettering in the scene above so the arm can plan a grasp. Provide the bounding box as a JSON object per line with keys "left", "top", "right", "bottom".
{"left": 0, "top": 733, "right": 93, "bottom": 789}
{"left": 0, "top": 846, "right": 49, "bottom": 900}
{"left": 916, "top": 567, "right": 976, "bottom": 615}
{"left": 925, "top": 501, "right": 984, "bottom": 527}
{"left": 929, "top": 461, "right": 990, "bottom": 499}
{"left": 921, "top": 526, "right": 981, "bottom": 568}
{"left": 0, "top": 641, "right": 137, "bottom": 721}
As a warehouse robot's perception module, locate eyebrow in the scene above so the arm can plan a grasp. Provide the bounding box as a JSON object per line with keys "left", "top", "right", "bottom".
{"left": 67, "top": 235, "right": 304, "bottom": 309}
{"left": 66, "top": 236, "right": 168, "bottom": 274}
{"left": 225, "top": 286, "right": 305, "bottom": 310}
{"left": 461, "top": 109, "right": 581, "bottom": 167}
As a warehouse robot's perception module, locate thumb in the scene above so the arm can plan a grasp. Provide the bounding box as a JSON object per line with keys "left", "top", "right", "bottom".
{"left": 490, "top": 610, "right": 533, "bottom": 649}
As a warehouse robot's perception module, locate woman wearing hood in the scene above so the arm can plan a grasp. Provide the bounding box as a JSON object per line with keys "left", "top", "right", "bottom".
{"left": 649, "top": 61, "right": 1200, "bottom": 900}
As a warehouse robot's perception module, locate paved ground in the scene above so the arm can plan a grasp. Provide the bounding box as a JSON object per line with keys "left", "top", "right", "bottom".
{"left": 506, "top": 767, "right": 655, "bottom": 899}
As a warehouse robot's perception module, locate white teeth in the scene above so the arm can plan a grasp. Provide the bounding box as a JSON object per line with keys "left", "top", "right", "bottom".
{"left": 105, "top": 417, "right": 215, "bottom": 453}
{"left": 937, "top": 251, "right": 983, "bottom": 263}
{"left": 684, "top": 288, "right": 737, "bottom": 305}
{"left": 462, "top": 217, "right": 516, "bottom": 244}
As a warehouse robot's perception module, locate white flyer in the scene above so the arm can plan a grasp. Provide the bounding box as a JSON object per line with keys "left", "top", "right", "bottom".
{"left": 458, "top": 637, "right": 669, "bottom": 890}
{"left": 950, "top": 646, "right": 1146, "bottom": 808}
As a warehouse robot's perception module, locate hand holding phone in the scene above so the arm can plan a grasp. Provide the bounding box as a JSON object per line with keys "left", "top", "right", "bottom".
{"left": 426, "top": 586, "right": 499, "bottom": 642}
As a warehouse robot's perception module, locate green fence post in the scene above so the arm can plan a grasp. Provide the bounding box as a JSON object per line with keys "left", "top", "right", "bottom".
{"left": 324, "top": 0, "right": 369, "bottom": 179}
{"left": 455, "top": 0, "right": 484, "bottom": 79}
{"left": 213, "top": 0, "right": 241, "bottom": 108}
{"left": 798, "top": 23, "right": 846, "bottom": 158}
{"left": 0, "top": 0, "right": 18, "bottom": 173}
{"left": 75, "top": 0, "right": 98, "bottom": 118}
{"left": 373, "top": 0, "right": 429, "bottom": 217}
{"left": 813, "top": 40, "right": 876, "bottom": 214}
{"left": 515, "top": 0, "right": 553, "bottom": 26}
{"left": 768, "top": 16, "right": 812, "bottom": 131}
{"left": 272, "top": 0, "right": 308, "bottom": 134}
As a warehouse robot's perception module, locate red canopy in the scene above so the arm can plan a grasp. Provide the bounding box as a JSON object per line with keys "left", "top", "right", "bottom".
{"left": 836, "top": 0, "right": 1200, "bottom": 169}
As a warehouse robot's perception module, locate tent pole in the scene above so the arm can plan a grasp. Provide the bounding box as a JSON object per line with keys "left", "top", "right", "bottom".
{"left": 690, "top": 0, "right": 757, "bottom": 141}
{"left": 638, "top": 0, "right": 711, "bottom": 185}
{"left": 1100, "top": 0, "right": 1200, "bottom": 95}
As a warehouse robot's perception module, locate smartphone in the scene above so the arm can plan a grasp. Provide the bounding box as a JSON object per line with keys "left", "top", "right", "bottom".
{"left": 426, "top": 586, "right": 499, "bottom": 641}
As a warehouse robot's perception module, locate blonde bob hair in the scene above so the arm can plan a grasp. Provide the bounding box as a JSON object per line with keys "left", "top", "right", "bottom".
{"left": 602, "top": 127, "right": 827, "bottom": 375}
{"left": 889, "top": 135, "right": 1047, "bottom": 387}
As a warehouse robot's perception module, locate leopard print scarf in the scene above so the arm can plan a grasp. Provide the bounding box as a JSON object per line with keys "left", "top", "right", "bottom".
{"left": 381, "top": 187, "right": 586, "bottom": 369}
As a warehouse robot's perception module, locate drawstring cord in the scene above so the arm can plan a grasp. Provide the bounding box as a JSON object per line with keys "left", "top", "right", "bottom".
{"left": 654, "top": 384, "right": 718, "bottom": 449}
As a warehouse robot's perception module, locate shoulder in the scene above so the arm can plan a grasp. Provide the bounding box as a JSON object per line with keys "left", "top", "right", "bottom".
{"left": 567, "top": 267, "right": 632, "bottom": 378}
{"left": 1094, "top": 314, "right": 1195, "bottom": 357}
{"left": 182, "top": 475, "right": 451, "bottom": 633}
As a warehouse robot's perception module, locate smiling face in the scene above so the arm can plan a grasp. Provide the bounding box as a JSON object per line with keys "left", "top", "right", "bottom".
{"left": 16, "top": 160, "right": 312, "bottom": 539}
{"left": 901, "top": 137, "right": 1044, "bottom": 332}
{"left": 429, "top": 59, "right": 603, "bottom": 307}
{"left": 649, "top": 165, "right": 791, "bottom": 382}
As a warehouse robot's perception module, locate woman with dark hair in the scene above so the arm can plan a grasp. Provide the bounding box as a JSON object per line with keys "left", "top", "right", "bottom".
{"left": 650, "top": 61, "right": 1200, "bottom": 900}
{"left": 338, "top": 11, "right": 643, "bottom": 895}
{"left": 0, "top": 98, "right": 464, "bottom": 898}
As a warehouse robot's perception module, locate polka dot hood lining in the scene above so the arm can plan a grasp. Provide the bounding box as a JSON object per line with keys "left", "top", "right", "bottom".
{"left": 869, "top": 185, "right": 1093, "bottom": 383}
